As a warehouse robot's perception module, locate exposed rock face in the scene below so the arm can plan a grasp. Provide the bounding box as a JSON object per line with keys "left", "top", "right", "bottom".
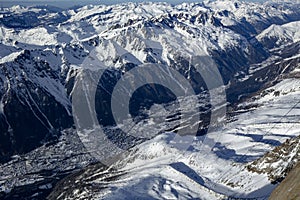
{"left": 0, "top": 1, "right": 300, "bottom": 199}
{"left": 1, "top": 1, "right": 299, "bottom": 163}
{"left": 247, "top": 135, "right": 300, "bottom": 183}
{"left": 0, "top": 50, "right": 74, "bottom": 162}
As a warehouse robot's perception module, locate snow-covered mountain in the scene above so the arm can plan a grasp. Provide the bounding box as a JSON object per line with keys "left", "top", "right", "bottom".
{"left": 0, "top": 0, "right": 299, "bottom": 199}
{"left": 47, "top": 70, "right": 300, "bottom": 200}
{"left": 248, "top": 133, "right": 300, "bottom": 183}
{"left": 257, "top": 21, "right": 300, "bottom": 49}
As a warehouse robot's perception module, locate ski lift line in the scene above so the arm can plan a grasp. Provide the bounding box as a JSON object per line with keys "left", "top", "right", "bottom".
{"left": 283, "top": 122, "right": 299, "bottom": 136}
{"left": 216, "top": 97, "right": 300, "bottom": 183}
{"left": 263, "top": 99, "right": 300, "bottom": 136}
{"left": 237, "top": 137, "right": 299, "bottom": 198}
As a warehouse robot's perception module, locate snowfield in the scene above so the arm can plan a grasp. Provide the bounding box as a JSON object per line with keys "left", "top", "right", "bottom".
{"left": 0, "top": 1, "right": 299, "bottom": 199}
{"left": 84, "top": 78, "right": 300, "bottom": 200}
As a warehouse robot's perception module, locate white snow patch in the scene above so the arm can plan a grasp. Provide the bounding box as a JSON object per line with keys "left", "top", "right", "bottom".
{"left": 0, "top": 100, "right": 3, "bottom": 114}
{"left": 257, "top": 21, "right": 300, "bottom": 45}
{"left": 18, "top": 27, "right": 58, "bottom": 46}
{"left": 0, "top": 51, "right": 23, "bottom": 64}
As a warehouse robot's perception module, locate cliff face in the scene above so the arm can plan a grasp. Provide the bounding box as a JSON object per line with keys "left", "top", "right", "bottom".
{"left": 0, "top": 1, "right": 300, "bottom": 199}
{"left": 1, "top": 1, "right": 300, "bottom": 163}
{"left": 247, "top": 135, "right": 300, "bottom": 183}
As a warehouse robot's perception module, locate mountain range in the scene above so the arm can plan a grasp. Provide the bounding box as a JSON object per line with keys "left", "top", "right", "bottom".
{"left": 0, "top": 0, "right": 299, "bottom": 199}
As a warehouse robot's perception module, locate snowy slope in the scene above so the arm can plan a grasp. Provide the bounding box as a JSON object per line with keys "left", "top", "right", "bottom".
{"left": 248, "top": 133, "right": 300, "bottom": 183}
{"left": 0, "top": 0, "right": 276, "bottom": 160}
{"left": 257, "top": 21, "right": 300, "bottom": 48}
{"left": 48, "top": 75, "right": 300, "bottom": 200}
{"left": 0, "top": 1, "right": 299, "bottom": 199}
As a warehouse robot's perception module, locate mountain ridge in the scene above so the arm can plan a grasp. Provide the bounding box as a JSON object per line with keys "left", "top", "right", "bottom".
{"left": 0, "top": 1, "right": 299, "bottom": 199}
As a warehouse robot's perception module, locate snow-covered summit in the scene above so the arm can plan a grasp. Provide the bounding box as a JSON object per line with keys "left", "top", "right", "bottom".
{"left": 257, "top": 20, "right": 300, "bottom": 48}
{"left": 0, "top": 1, "right": 299, "bottom": 199}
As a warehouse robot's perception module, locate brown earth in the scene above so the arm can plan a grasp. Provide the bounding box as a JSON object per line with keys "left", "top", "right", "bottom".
{"left": 269, "top": 162, "right": 300, "bottom": 200}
